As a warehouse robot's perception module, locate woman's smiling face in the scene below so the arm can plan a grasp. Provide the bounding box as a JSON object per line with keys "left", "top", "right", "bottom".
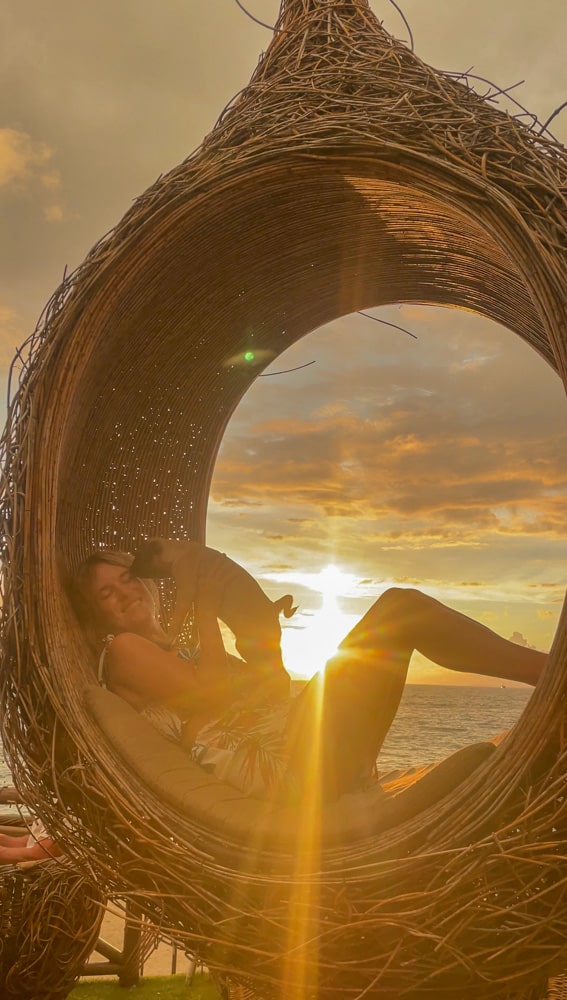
{"left": 86, "top": 560, "right": 158, "bottom": 636}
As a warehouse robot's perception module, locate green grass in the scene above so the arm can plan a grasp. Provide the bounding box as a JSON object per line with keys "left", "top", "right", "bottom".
{"left": 69, "top": 973, "right": 221, "bottom": 999}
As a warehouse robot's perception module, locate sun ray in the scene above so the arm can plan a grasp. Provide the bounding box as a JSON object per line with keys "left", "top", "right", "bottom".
{"left": 276, "top": 564, "right": 359, "bottom": 677}
{"left": 281, "top": 670, "right": 325, "bottom": 999}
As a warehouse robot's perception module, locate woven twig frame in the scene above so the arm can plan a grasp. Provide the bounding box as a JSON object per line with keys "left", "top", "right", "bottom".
{"left": 1, "top": 1, "right": 566, "bottom": 997}
{"left": 0, "top": 862, "right": 104, "bottom": 1000}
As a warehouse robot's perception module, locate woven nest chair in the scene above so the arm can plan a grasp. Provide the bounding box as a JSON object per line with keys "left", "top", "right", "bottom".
{"left": 0, "top": 860, "right": 104, "bottom": 1000}
{"left": 1, "top": 1, "right": 566, "bottom": 997}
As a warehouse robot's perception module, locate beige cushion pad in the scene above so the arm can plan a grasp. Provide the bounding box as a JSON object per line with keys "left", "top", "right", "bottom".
{"left": 85, "top": 685, "right": 495, "bottom": 851}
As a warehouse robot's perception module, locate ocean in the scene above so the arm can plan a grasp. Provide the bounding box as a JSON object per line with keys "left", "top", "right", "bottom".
{"left": 0, "top": 685, "right": 532, "bottom": 787}
{"left": 375, "top": 683, "right": 531, "bottom": 771}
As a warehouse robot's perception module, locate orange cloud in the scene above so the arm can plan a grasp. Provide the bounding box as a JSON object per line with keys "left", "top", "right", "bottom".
{"left": 0, "top": 306, "right": 26, "bottom": 371}
{"left": 213, "top": 405, "right": 567, "bottom": 543}
{"left": 208, "top": 307, "right": 566, "bottom": 625}
{"left": 0, "top": 128, "right": 64, "bottom": 221}
{"left": 43, "top": 204, "right": 65, "bottom": 223}
{"left": 0, "top": 128, "right": 55, "bottom": 189}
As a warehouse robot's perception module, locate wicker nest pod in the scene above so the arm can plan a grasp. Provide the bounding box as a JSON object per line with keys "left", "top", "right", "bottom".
{"left": 1, "top": 0, "right": 566, "bottom": 997}
{"left": 0, "top": 860, "right": 104, "bottom": 1000}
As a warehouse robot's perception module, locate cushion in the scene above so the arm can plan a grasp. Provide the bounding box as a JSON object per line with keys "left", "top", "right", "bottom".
{"left": 84, "top": 685, "right": 495, "bottom": 852}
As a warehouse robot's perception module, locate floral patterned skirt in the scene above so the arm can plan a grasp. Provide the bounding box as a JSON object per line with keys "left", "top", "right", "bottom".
{"left": 189, "top": 698, "right": 294, "bottom": 800}
{"left": 189, "top": 664, "right": 380, "bottom": 803}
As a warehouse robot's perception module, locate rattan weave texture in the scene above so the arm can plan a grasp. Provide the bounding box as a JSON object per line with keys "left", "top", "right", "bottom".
{"left": 1, "top": 1, "right": 566, "bottom": 998}
{"left": 0, "top": 861, "right": 104, "bottom": 1000}
{"left": 548, "top": 979, "right": 567, "bottom": 1000}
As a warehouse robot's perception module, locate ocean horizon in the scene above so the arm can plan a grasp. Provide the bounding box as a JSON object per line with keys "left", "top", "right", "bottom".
{"left": 0, "top": 684, "right": 531, "bottom": 787}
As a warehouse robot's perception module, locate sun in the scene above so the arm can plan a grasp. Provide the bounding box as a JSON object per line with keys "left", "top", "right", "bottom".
{"left": 279, "top": 564, "right": 359, "bottom": 678}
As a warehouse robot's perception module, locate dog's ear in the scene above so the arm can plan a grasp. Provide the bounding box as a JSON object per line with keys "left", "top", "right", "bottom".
{"left": 130, "top": 538, "right": 169, "bottom": 578}
{"left": 272, "top": 594, "right": 298, "bottom": 619}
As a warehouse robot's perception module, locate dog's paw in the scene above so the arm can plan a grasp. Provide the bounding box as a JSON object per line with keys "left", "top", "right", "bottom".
{"left": 272, "top": 594, "right": 298, "bottom": 619}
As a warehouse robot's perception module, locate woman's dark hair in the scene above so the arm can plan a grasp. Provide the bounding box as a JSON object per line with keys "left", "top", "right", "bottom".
{"left": 68, "top": 550, "right": 161, "bottom": 652}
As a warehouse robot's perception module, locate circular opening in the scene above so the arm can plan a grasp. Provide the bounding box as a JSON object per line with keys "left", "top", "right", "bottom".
{"left": 208, "top": 304, "right": 566, "bottom": 769}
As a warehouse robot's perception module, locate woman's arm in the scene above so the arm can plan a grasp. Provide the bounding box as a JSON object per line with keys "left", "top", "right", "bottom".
{"left": 191, "top": 556, "right": 232, "bottom": 669}
{"left": 106, "top": 546, "right": 242, "bottom": 716}
{"left": 106, "top": 629, "right": 231, "bottom": 717}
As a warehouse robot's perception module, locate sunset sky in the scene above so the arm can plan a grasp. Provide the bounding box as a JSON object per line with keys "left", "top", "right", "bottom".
{"left": 2, "top": 1, "right": 566, "bottom": 683}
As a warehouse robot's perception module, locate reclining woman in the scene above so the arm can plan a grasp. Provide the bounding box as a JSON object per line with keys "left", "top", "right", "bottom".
{"left": 71, "top": 541, "right": 546, "bottom": 803}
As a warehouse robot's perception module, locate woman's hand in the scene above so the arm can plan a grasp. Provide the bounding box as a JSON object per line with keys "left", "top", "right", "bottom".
{"left": 131, "top": 538, "right": 229, "bottom": 640}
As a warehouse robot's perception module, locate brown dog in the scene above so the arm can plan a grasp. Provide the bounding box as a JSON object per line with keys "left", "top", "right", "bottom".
{"left": 130, "top": 539, "right": 296, "bottom": 701}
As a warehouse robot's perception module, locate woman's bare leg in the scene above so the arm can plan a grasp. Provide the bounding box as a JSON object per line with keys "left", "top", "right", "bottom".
{"left": 337, "top": 588, "right": 546, "bottom": 685}
{"left": 315, "top": 588, "right": 547, "bottom": 789}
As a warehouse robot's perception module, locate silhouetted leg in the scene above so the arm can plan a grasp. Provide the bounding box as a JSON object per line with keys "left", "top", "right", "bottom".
{"left": 289, "top": 588, "right": 547, "bottom": 800}
{"left": 335, "top": 587, "right": 546, "bottom": 685}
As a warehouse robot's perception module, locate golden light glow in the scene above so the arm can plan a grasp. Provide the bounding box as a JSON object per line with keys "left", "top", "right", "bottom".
{"left": 279, "top": 564, "right": 359, "bottom": 678}
{"left": 282, "top": 670, "right": 325, "bottom": 999}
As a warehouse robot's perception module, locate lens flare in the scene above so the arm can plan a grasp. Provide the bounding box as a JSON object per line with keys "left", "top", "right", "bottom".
{"left": 223, "top": 347, "right": 276, "bottom": 369}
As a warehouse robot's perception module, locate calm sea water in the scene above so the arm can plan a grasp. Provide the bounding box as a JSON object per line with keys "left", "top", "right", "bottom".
{"left": 0, "top": 685, "right": 532, "bottom": 786}
{"left": 375, "top": 684, "right": 532, "bottom": 771}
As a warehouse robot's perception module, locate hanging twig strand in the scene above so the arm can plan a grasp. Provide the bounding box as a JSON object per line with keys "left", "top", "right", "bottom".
{"left": 539, "top": 100, "right": 567, "bottom": 136}
{"left": 233, "top": 0, "right": 277, "bottom": 32}
{"left": 259, "top": 359, "right": 316, "bottom": 376}
{"left": 386, "top": 0, "right": 414, "bottom": 51}
{"left": 358, "top": 310, "right": 418, "bottom": 339}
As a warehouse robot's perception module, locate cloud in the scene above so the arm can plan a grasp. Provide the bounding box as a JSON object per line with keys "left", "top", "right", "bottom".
{"left": 0, "top": 129, "right": 65, "bottom": 226}
{"left": 509, "top": 631, "right": 536, "bottom": 649}
{"left": 211, "top": 308, "right": 567, "bottom": 556}
{"left": 207, "top": 307, "right": 566, "bottom": 644}
{"left": 213, "top": 408, "right": 567, "bottom": 542}
{"left": 0, "top": 128, "right": 57, "bottom": 190}
{"left": 0, "top": 0, "right": 562, "bottom": 675}
{"left": 43, "top": 204, "right": 65, "bottom": 223}
{"left": 0, "top": 306, "right": 27, "bottom": 370}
